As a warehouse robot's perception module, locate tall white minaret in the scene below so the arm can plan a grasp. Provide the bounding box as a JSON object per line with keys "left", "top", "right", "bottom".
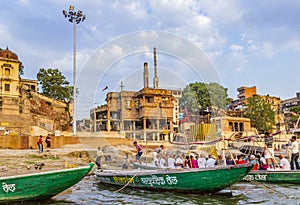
{"left": 143, "top": 62, "right": 149, "bottom": 88}
{"left": 153, "top": 47, "right": 159, "bottom": 89}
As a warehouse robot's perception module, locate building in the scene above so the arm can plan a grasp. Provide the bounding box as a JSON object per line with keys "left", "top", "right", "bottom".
{"left": 90, "top": 48, "right": 182, "bottom": 142}
{"left": 237, "top": 86, "right": 257, "bottom": 102}
{"left": 0, "top": 47, "right": 71, "bottom": 135}
{"left": 281, "top": 92, "right": 300, "bottom": 111}
{"left": 227, "top": 86, "right": 257, "bottom": 110}
{"left": 0, "top": 47, "right": 25, "bottom": 115}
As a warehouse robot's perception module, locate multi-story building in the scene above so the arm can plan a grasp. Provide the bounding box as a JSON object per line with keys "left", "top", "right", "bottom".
{"left": 281, "top": 92, "right": 300, "bottom": 111}
{"left": 0, "top": 47, "right": 71, "bottom": 135}
{"left": 237, "top": 86, "right": 257, "bottom": 102}
{"left": 90, "top": 48, "right": 182, "bottom": 142}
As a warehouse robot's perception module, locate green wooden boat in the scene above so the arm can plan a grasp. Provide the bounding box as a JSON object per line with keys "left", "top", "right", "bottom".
{"left": 0, "top": 163, "right": 94, "bottom": 203}
{"left": 95, "top": 163, "right": 252, "bottom": 194}
{"left": 242, "top": 170, "right": 300, "bottom": 184}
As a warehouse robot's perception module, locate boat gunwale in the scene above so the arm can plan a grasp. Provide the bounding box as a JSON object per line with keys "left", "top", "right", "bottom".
{"left": 96, "top": 163, "right": 252, "bottom": 176}
{"left": 249, "top": 170, "right": 300, "bottom": 174}
{"left": 0, "top": 163, "right": 93, "bottom": 180}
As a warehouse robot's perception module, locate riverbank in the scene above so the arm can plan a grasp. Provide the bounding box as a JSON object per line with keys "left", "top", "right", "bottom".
{"left": 0, "top": 144, "right": 133, "bottom": 177}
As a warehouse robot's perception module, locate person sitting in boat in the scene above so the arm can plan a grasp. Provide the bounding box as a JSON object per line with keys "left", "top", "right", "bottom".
{"left": 159, "top": 154, "right": 167, "bottom": 168}
{"left": 175, "top": 155, "right": 183, "bottom": 168}
{"left": 258, "top": 153, "right": 268, "bottom": 170}
{"left": 167, "top": 154, "right": 176, "bottom": 169}
{"left": 205, "top": 155, "right": 217, "bottom": 168}
{"left": 152, "top": 151, "right": 160, "bottom": 167}
{"left": 133, "top": 141, "right": 143, "bottom": 163}
{"left": 183, "top": 155, "right": 192, "bottom": 168}
{"left": 236, "top": 155, "right": 246, "bottom": 164}
{"left": 279, "top": 154, "right": 290, "bottom": 170}
{"left": 225, "top": 155, "right": 235, "bottom": 165}
{"left": 197, "top": 154, "right": 206, "bottom": 168}
{"left": 249, "top": 155, "right": 259, "bottom": 170}
{"left": 190, "top": 154, "right": 198, "bottom": 168}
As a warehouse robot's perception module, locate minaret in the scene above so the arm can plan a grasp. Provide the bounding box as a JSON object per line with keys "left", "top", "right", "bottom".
{"left": 143, "top": 62, "right": 149, "bottom": 88}
{"left": 153, "top": 47, "right": 159, "bottom": 89}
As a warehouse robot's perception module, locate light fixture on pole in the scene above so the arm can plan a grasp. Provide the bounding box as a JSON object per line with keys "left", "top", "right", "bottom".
{"left": 62, "top": 5, "right": 86, "bottom": 136}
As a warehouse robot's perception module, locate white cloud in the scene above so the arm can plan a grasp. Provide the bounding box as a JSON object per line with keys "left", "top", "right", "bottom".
{"left": 230, "top": 44, "right": 244, "bottom": 56}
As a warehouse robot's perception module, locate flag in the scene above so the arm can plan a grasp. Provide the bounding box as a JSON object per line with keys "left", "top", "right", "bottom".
{"left": 101, "top": 86, "right": 108, "bottom": 91}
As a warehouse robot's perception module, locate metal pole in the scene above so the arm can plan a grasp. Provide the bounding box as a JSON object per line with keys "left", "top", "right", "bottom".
{"left": 73, "top": 19, "right": 77, "bottom": 136}
{"left": 63, "top": 6, "right": 85, "bottom": 136}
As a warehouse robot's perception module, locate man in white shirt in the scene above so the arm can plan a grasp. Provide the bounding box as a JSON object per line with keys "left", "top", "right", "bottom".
{"left": 159, "top": 154, "right": 167, "bottom": 168}
{"left": 175, "top": 155, "right": 183, "bottom": 168}
{"left": 197, "top": 154, "right": 206, "bottom": 168}
{"left": 279, "top": 154, "right": 290, "bottom": 170}
{"left": 167, "top": 154, "right": 175, "bottom": 169}
{"left": 205, "top": 155, "right": 216, "bottom": 168}
{"left": 289, "top": 136, "right": 300, "bottom": 170}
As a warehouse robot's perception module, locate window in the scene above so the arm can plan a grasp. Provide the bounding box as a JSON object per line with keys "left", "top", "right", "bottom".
{"left": 4, "top": 68, "right": 10, "bottom": 75}
{"left": 229, "top": 122, "right": 233, "bottom": 131}
{"left": 234, "top": 122, "right": 239, "bottom": 131}
{"left": 239, "top": 123, "right": 244, "bottom": 132}
{"left": 4, "top": 84, "right": 10, "bottom": 91}
{"left": 146, "top": 96, "right": 154, "bottom": 103}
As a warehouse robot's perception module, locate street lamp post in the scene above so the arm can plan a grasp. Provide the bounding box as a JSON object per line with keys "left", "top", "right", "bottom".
{"left": 63, "top": 5, "right": 86, "bottom": 136}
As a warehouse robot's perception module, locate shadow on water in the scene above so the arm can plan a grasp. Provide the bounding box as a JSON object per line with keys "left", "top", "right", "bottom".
{"left": 11, "top": 176, "right": 300, "bottom": 205}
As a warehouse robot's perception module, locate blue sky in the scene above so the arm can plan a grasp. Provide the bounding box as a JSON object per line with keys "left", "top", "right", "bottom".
{"left": 1, "top": 0, "right": 300, "bottom": 119}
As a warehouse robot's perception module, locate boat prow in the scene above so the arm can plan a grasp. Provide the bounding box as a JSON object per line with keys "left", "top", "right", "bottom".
{"left": 0, "top": 163, "right": 94, "bottom": 203}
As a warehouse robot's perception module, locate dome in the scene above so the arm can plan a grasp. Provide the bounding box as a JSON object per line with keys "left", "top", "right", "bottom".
{"left": 0, "top": 46, "right": 18, "bottom": 60}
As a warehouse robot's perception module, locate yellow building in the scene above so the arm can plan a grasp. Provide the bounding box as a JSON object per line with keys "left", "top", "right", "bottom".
{"left": 0, "top": 47, "right": 23, "bottom": 115}
{"left": 0, "top": 47, "right": 71, "bottom": 135}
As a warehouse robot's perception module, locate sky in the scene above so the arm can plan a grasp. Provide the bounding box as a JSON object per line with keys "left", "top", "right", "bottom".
{"left": 1, "top": 0, "right": 300, "bottom": 119}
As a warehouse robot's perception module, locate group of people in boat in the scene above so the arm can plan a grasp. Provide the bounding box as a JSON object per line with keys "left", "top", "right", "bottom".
{"left": 152, "top": 152, "right": 219, "bottom": 169}
{"left": 133, "top": 134, "right": 299, "bottom": 170}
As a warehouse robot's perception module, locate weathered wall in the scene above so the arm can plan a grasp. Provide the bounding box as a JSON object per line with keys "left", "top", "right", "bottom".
{"left": 0, "top": 135, "right": 135, "bottom": 149}
{"left": 0, "top": 135, "right": 79, "bottom": 149}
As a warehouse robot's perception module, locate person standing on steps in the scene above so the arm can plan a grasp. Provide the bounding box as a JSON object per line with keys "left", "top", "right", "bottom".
{"left": 45, "top": 134, "right": 51, "bottom": 152}
{"left": 37, "top": 135, "right": 43, "bottom": 153}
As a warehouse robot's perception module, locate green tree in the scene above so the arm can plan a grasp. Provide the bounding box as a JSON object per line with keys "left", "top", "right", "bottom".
{"left": 37, "top": 68, "right": 73, "bottom": 102}
{"left": 244, "top": 95, "right": 275, "bottom": 133}
{"left": 180, "top": 82, "right": 230, "bottom": 113}
{"left": 290, "top": 106, "right": 300, "bottom": 114}
{"left": 288, "top": 106, "right": 300, "bottom": 123}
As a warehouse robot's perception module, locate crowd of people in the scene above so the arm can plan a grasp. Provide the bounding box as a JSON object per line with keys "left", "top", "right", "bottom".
{"left": 131, "top": 137, "right": 299, "bottom": 171}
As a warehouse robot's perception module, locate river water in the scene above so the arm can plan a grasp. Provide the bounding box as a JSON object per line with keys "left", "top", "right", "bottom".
{"left": 13, "top": 175, "right": 300, "bottom": 205}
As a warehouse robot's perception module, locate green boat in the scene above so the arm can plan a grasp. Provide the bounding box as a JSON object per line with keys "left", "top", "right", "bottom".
{"left": 0, "top": 163, "right": 94, "bottom": 203}
{"left": 95, "top": 163, "right": 252, "bottom": 194}
{"left": 242, "top": 170, "right": 300, "bottom": 184}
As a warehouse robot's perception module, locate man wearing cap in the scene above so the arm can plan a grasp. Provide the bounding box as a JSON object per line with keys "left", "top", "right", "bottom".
{"left": 289, "top": 136, "right": 300, "bottom": 170}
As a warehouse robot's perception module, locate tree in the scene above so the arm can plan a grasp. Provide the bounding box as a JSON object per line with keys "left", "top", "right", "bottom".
{"left": 179, "top": 82, "right": 230, "bottom": 113}
{"left": 244, "top": 95, "right": 275, "bottom": 133}
{"left": 37, "top": 68, "right": 73, "bottom": 102}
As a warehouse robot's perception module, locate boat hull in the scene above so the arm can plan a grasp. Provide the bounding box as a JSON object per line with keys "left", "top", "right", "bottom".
{"left": 96, "top": 164, "right": 252, "bottom": 194}
{"left": 242, "top": 170, "right": 300, "bottom": 184}
{"left": 0, "top": 163, "right": 94, "bottom": 203}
